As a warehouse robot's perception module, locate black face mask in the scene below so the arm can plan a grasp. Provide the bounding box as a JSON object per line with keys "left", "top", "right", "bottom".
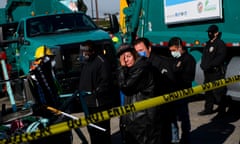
{"left": 208, "top": 32, "right": 215, "bottom": 40}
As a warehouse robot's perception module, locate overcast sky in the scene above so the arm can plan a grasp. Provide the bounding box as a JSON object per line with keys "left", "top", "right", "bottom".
{"left": 84, "top": 0, "right": 120, "bottom": 18}
{"left": 0, "top": 0, "right": 7, "bottom": 8}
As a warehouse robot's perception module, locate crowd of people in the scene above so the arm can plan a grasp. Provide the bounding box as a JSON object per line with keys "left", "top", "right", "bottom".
{"left": 22, "top": 24, "right": 228, "bottom": 144}
{"left": 117, "top": 37, "right": 196, "bottom": 144}
{"left": 114, "top": 24, "right": 227, "bottom": 144}
{"left": 75, "top": 24, "right": 228, "bottom": 144}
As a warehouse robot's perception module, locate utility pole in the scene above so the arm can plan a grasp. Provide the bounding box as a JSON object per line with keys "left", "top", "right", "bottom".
{"left": 95, "top": 0, "right": 99, "bottom": 20}
{"left": 91, "top": 0, "right": 94, "bottom": 18}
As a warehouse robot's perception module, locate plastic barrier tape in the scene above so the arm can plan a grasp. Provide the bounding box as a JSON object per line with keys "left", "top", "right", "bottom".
{"left": 1, "top": 75, "right": 240, "bottom": 143}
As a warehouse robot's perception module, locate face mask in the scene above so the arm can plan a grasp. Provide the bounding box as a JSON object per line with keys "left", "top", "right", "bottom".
{"left": 79, "top": 51, "right": 91, "bottom": 63}
{"left": 138, "top": 51, "right": 147, "bottom": 57}
{"left": 208, "top": 33, "right": 215, "bottom": 40}
{"left": 79, "top": 55, "right": 89, "bottom": 63}
{"left": 51, "top": 60, "right": 56, "bottom": 67}
{"left": 171, "top": 51, "right": 181, "bottom": 58}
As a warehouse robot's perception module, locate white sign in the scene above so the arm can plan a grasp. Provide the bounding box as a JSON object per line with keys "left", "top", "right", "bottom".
{"left": 164, "top": 0, "right": 223, "bottom": 24}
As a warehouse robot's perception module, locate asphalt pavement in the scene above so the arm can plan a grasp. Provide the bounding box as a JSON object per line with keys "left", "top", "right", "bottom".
{"left": 71, "top": 95, "right": 240, "bottom": 144}
{"left": 1, "top": 95, "right": 240, "bottom": 144}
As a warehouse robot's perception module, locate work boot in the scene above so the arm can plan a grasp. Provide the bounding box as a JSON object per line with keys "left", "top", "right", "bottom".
{"left": 211, "top": 111, "right": 228, "bottom": 121}
{"left": 198, "top": 109, "right": 214, "bottom": 116}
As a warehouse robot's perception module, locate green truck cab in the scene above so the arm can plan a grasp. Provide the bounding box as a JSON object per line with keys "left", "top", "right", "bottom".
{"left": 0, "top": 0, "right": 117, "bottom": 110}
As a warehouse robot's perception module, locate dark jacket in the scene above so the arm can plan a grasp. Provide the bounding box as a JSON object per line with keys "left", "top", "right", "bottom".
{"left": 201, "top": 37, "right": 227, "bottom": 72}
{"left": 172, "top": 52, "right": 196, "bottom": 90}
{"left": 79, "top": 54, "right": 113, "bottom": 108}
{"left": 149, "top": 53, "right": 176, "bottom": 94}
{"left": 118, "top": 57, "right": 160, "bottom": 144}
{"left": 148, "top": 53, "right": 176, "bottom": 144}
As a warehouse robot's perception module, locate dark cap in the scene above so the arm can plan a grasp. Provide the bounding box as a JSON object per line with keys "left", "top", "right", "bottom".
{"left": 168, "top": 37, "right": 183, "bottom": 47}
{"left": 117, "top": 43, "right": 135, "bottom": 57}
{"left": 207, "top": 25, "right": 219, "bottom": 33}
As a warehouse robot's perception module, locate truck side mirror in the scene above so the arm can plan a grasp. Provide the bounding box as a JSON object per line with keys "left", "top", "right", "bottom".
{"left": 0, "top": 27, "right": 18, "bottom": 46}
{"left": 14, "top": 32, "right": 30, "bottom": 45}
{"left": 15, "top": 32, "right": 24, "bottom": 44}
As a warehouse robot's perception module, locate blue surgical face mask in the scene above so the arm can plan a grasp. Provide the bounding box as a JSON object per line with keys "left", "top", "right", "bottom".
{"left": 138, "top": 51, "right": 147, "bottom": 57}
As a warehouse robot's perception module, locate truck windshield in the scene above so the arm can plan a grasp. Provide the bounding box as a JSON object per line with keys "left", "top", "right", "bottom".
{"left": 27, "top": 13, "right": 97, "bottom": 37}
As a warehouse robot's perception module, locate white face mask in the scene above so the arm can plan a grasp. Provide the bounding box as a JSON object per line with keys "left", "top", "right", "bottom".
{"left": 171, "top": 51, "right": 181, "bottom": 58}
{"left": 51, "top": 60, "right": 56, "bottom": 67}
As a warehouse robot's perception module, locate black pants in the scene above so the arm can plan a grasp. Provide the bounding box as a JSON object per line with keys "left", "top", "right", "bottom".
{"left": 87, "top": 107, "right": 111, "bottom": 144}
{"left": 203, "top": 71, "right": 227, "bottom": 112}
{"left": 175, "top": 101, "right": 191, "bottom": 144}
{"left": 158, "top": 104, "right": 173, "bottom": 144}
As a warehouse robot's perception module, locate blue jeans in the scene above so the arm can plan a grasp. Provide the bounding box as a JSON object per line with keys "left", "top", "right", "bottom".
{"left": 171, "top": 122, "right": 179, "bottom": 143}
{"left": 172, "top": 101, "right": 191, "bottom": 144}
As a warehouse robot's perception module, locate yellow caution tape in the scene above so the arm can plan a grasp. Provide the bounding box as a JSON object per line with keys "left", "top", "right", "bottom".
{"left": 1, "top": 75, "right": 240, "bottom": 143}
{"left": 46, "top": 106, "right": 106, "bottom": 131}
